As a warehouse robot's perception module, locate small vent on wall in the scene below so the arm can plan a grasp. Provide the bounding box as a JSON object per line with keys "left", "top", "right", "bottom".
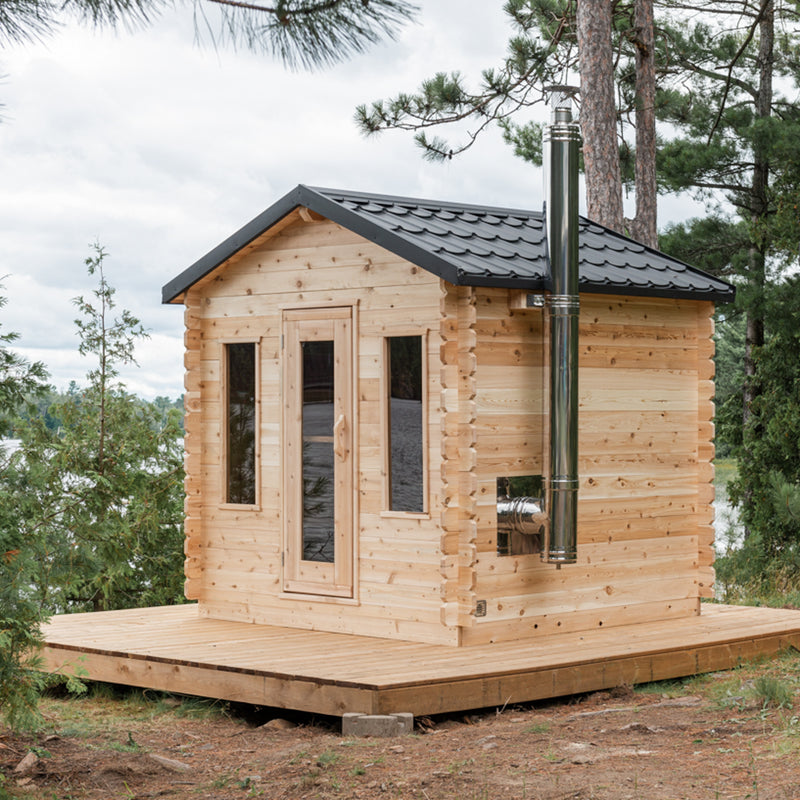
{"left": 475, "top": 600, "right": 487, "bottom": 618}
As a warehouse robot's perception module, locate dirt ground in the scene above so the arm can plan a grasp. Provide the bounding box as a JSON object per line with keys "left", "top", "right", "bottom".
{"left": 3, "top": 652, "right": 800, "bottom": 800}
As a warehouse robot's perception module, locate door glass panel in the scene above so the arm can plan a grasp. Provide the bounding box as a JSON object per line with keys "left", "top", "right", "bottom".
{"left": 301, "top": 340, "right": 335, "bottom": 563}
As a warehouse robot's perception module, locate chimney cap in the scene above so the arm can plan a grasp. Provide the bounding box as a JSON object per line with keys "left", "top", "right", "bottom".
{"left": 544, "top": 84, "right": 580, "bottom": 119}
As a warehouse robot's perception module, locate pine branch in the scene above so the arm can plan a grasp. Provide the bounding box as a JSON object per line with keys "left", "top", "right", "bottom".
{"left": 205, "top": 0, "right": 418, "bottom": 70}
{"left": 0, "top": 0, "right": 56, "bottom": 44}
{"left": 355, "top": 36, "right": 559, "bottom": 161}
{"left": 706, "top": 0, "right": 771, "bottom": 143}
{"left": 657, "top": 0, "right": 762, "bottom": 16}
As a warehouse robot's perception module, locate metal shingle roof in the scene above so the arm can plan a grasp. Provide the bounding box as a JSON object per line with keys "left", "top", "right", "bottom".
{"left": 162, "top": 184, "right": 735, "bottom": 304}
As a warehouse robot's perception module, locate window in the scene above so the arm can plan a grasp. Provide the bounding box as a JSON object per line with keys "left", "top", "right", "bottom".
{"left": 225, "top": 342, "right": 257, "bottom": 505}
{"left": 386, "top": 335, "right": 425, "bottom": 513}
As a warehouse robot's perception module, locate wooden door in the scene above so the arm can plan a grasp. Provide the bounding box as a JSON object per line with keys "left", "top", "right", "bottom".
{"left": 282, "top": 307, "right": 354, "bottom": 597}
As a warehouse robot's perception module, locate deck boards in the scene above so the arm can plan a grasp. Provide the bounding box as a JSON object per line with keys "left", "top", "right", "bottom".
{"left": 41, "top": 604, "right": 800, "bottom": 717}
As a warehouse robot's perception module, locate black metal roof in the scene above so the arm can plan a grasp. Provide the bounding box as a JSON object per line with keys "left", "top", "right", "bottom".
{"left": 162, "top": 184, "right": 736, "bottom": 304}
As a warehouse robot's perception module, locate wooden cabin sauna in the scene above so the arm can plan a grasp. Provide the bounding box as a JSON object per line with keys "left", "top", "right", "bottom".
{"left": 162, "top": 163, "right": 733, "bottom": 648}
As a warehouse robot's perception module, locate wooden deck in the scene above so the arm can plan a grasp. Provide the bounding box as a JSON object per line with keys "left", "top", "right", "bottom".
{"left": 41, "top": 604, "right": 800, "bottom": 718}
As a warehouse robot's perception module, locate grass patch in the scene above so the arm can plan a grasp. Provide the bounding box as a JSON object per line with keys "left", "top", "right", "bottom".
{"left": 107, "top": 732, "right": 144, "bottom": 754}
{"left": 316, "top": 750, "right": 340, "bottom": 769}
{"left": 706, "top": 675, "right": 750, "bottom": 710}
{"left": 634, "top": 673, "right": 709, "bottom": 697}
{"left": 752, "top": 675, "right": 794, "bottom": 710}
{"left": 715, "top": 458, "right": 739, "bottom": 493}
{"left": 524, "top": 722, "right": 551, "bottom": 734}
{"left": 40, "top": 683, "right": 233, "bottom": 744}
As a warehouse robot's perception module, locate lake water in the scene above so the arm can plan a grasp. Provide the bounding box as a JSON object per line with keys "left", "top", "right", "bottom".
{"left": 714, "top": 499, "right": 744, "bottom": 554}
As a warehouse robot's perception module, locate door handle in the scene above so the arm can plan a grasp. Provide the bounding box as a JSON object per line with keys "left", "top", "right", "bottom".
{"left": 333, "top": 414, "right": 348, "bottom": 462}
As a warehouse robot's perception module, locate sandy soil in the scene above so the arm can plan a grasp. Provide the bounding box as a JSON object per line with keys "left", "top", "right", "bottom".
{"left": 3, "top": 656, "right": 800, "bottom": 800}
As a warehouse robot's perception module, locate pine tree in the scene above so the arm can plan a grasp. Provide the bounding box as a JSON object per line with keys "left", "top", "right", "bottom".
{"left": 0, "top": 285, "right": 50, "bottom": 730}
{"left": 726, "top": 276, "right": 800, "bottom": 559}
{"left": 14, "top": 246, "right": 186, "bottom": 613}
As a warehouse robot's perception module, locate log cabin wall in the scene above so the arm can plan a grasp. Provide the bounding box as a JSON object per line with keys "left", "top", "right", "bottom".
{"left": 181, "top": 212, "right": 460, "bottom": 645}
{"left": 180, "top": 209, "right": 717, "bottom": 647}
{"left": 463, "top": 291, "right": 716, "bottom": 645}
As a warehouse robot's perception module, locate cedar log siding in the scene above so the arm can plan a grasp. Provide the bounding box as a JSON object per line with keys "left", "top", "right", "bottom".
{"left": 181, "top": 212, "right": 456, "bottom": 645}
{"left": 181, "top": 210, "right": 716, "bottom": 646}
{"left": 463, "top": 292, "right": 714, "bottom": 645}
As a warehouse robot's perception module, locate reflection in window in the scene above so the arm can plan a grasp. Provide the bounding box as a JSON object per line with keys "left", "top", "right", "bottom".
{"left": 301, "top": 340, "right": 335, "bottom": 562}
{"left": 388, "top": 336, "right": 424, "bottom": 512}
{"left": 226, "top": 342, "right": 256, "bottom": 505}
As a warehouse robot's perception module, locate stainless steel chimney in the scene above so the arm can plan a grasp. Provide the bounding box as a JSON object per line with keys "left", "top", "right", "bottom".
{"left": 543, "top": 86, "right": 581, "bottom": 564}
{"left": 493, "top": 87, "right": 581, "bottom": 566}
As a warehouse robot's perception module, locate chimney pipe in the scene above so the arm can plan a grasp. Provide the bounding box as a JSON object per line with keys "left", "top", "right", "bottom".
{"left": 492, "top": 87, "right": 581, "bottom": 566}
{"left": 543, "top": 86, "right": 581, "bottom": 565}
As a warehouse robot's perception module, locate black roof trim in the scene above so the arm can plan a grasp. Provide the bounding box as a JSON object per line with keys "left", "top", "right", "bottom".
{"left": 162, "top": 184, "right": 736, "bottom": 304}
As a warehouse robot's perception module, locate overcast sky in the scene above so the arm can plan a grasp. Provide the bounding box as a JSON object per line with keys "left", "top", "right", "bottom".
{"left": 1, "top": 3, "right": 706, "bottom": 400}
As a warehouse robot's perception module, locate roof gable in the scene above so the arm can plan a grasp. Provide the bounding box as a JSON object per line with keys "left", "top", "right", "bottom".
{"left": 162, "top": 184, "right": 735, "bottom": 304}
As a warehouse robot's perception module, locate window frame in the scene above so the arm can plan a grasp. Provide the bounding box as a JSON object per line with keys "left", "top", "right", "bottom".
{"left": 220, "top": 338, "right": 261, "bottom": 510}
{"left": 380, "top": 330, "right": 429, "bottom": 519}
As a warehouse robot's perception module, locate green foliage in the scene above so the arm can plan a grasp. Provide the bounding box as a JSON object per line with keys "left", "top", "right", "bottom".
{"left": 649, "top": 218, "right": 752, "bottom": 457}
{"left": 771, "top": 150, "right": 800, "bottom": 261}
{"left": 728, "top": 276, "right": 800, "bottom": 557}
{"left": 1, "top": 249, "right": 185, "bottom": 731}
{"left": 0, "top": 286, "right": 49, "bottom": 435}
{"left": 714, "top": 314, "right": 746, "bottom": 413}
{"left": 0, "top": 492, "right": 48, "bottom": 730}
{"left": 713, "top": 531, "right": 800, "bottom": 605}
{"left": 211, "top": 0, "right": 417, "bottom": 71}
{"left": 659, "top": 216, "right": 751, "bottom": 280}
{"left": 655, "top": 6, "right": 800, "bottom": 261}
{"left": 0, "top": 284, "right": 51, "bottom": 731}
{"left": 15, "top": 385, "right": 184, "bottom": 435}
{"left": 771, "top": 472, "right": 800, "bottom": 526}
{"left": 11, "top": 246, "right": 186, "bottom": 614}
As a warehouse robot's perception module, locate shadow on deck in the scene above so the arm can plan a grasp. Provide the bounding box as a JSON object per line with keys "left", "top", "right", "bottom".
{"left": 41, "top": 603, "right": 800, "bottom": 718}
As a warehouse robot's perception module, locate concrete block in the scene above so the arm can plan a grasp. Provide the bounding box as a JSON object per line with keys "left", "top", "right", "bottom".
{"left": 342, "top": 712, "right": 414, "bottom": 737}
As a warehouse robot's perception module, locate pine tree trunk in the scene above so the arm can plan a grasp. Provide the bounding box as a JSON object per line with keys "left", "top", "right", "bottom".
{"left": 741, "top": 0, "right": 773, "bottom": 539}
{"left": 576, "top": 0, "right": 624, "bottom": 232}
{"left": 743, "top": 0, "right": 772, "bottom": 426}
{"left": 628, "top": 0, "right": 658, "bottom": 249}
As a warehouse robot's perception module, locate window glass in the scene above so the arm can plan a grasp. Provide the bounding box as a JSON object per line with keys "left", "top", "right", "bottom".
{"left": 301, "top": 340, "right": 335, "bottom": 562}
{"left": 227, "top": 343, "right": 256, "bottom": 505}
{"left": 388, "top": 336, "right": 424, "bottom": 512}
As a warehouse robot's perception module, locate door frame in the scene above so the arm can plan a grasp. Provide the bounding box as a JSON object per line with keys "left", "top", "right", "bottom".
{"left": 281, "top": 305, "right": 357, "bottom": 599}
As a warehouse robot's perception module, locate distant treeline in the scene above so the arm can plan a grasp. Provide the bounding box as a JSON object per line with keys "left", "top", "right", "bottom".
{"left": 9, "top": 386, "right": 184, "bottom": 438}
